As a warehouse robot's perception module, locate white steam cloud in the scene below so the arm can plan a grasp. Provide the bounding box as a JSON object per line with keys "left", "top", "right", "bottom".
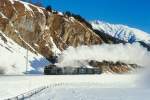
{"left": 58, "top": 43, "right": 150, "bottom": 87}
{"left": 58, "top": 43, "right": 150, "bottom": 67}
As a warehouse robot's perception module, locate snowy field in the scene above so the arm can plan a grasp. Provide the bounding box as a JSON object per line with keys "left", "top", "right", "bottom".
{"left": 0, "top": 74, "right": 150, "bottom": 100}
{"left": 29, "top": 85, "right": 150, "bottom": 100}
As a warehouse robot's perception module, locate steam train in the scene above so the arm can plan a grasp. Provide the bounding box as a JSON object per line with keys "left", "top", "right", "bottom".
{"left": 44, "top": 64, "right": 102, "bottom": 75}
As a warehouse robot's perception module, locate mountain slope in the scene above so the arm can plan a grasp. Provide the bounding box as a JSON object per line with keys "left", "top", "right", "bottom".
{"left": 0, "top": 0, "right": 104, "bottom": 74}
{"left": 0, "top": 0, "right": 147, "bottom": 74}
{"left": 0, "top": 0, "right": 103, "bottom": 61}
{"left": 0, "top": 30, "right": 49, "bottom": 74}
{"left": 91, "top": 20, "right": 150, "bottom": 44}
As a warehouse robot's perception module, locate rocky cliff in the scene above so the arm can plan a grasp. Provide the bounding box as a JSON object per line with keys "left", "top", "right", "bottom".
{"left": 0, "top": 0, "right": 103, "bottom": 60}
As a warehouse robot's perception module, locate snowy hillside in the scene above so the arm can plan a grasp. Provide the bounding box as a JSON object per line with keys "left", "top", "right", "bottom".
{"left": 91, "top": 20, "right": 150, "bottom": 44}
{"left": 0, "top": 31, "right": 50, "bottom": 75}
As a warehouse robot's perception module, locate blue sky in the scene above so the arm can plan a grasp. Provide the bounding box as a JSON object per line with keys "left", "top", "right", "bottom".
{"left": 33, "top": 0, "right": 150, "bottom": 33}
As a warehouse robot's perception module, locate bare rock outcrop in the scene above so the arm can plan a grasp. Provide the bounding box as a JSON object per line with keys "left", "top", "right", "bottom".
{"left": 0, "top": 0, "right": 103, "bottom": 59}
{"left": 89, "top": 60, "right": 139, "bottom": 73}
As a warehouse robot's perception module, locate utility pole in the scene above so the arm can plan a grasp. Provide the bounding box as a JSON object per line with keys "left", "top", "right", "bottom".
{"left": 26, "top": 46, "right": 29, "bottom": 74}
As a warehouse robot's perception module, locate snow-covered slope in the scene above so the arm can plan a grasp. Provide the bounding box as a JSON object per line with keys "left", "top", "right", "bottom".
{"left": 91, "top": 20, "right": 150, "bottom": 44}
{"left": 0, "top": 31, "right": 50, "bottom": 75}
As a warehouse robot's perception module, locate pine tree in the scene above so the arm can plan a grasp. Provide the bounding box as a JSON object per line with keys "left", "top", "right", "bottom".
{"left": 21, "top": 0, "right": 32, "bottom": 3}
{"left": 46, "top": 5, "right": 52, "bottom": 12}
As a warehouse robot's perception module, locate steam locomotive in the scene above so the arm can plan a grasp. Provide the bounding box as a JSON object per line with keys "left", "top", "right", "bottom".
{"left": 44, "top": 64, "right": 102, "bottom": 75}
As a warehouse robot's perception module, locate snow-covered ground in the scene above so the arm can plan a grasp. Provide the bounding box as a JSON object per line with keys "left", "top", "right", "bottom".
{"left": 0, "top": 31, "right": 50, "bottom": 75}
{"left": 1, "top": 74, "right": 149, "bottom": 100}
{"left": 29, "top": 85, "right": 150, "bottom": 100}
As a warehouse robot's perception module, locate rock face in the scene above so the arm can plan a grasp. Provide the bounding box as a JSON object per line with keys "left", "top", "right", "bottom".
{"left": 89, "top": 60, "right": 139, "bottom": 73}
{"left": 0, "top": 0, "right": 103, "bottom": 59}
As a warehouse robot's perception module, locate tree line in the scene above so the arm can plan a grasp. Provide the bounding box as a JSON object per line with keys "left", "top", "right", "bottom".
{"left": 21, "top": 0, "right": 43, "bottom": 7}
{"left": 63, "top": 11, "right": 93, "bottom": 29}
{"left": 21, "top": 0, "right": 92, "bottom": 30}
